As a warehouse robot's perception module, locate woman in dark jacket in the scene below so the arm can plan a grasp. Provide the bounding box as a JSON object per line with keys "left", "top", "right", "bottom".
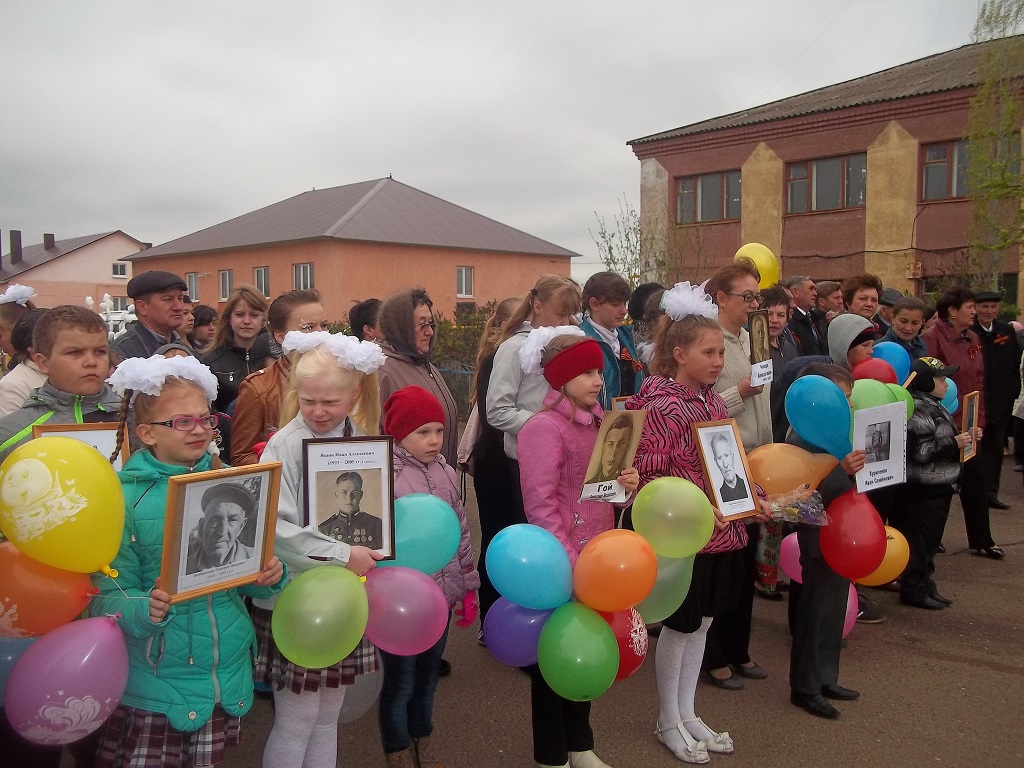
{"left": 200, "top": 285, "right": 270, "bottom": 414}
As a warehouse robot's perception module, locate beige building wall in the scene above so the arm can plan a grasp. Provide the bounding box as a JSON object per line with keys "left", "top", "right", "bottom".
{"left": 639, "top": 157, "right": 670, "bottom": 283}
{"left": 864, "top": 122, "right": 918, "bottom": 292}
{"left": 740, "top": 143, "right": 784, "bottom": 265}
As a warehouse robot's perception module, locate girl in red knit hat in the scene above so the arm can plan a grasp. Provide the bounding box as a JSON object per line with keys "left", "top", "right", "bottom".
{"left": 516, "top": 329, "right": 639, "bottom": 768}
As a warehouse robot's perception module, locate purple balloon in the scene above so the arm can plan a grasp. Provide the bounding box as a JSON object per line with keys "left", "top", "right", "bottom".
{"left": 483, "top": 597, "right": 554, "bottom": 667}
{"left": 779, "top": 533, "right": 802, "bottom": 584}
{"left": 364, "top": 567, "right": 449, "bottom": 656}
{"left": 4, "top": 616, "right": 128, "bottom": 745}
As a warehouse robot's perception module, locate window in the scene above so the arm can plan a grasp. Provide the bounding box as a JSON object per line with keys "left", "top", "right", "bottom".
{"left": 456, "top": 266, "right": 474, "bottom": 297}
{"left": 676, "top": 171, "right": 741, "bottom": 224}
{"left": 254, "top": 266, "right": 270, "bottom": 298}
{"left": 787, "top": 153, "right": 866, "bottom": 213}
{"left": 219, "top": 270, "right": 233, "bottom": 301}
{"left": 294, "top": 263, "right": 314, "bottom": 290}
{"left": 922, "top": 140, "right": 969, "bottom": 201}
{"left": 111, "top": 296, "right": 128, "bottom": 311}
{"left": 112, "top": 262, "right": 127, "bottom": 278}
{"left": 186, "top": 273, "right": 199, "bottom": 301}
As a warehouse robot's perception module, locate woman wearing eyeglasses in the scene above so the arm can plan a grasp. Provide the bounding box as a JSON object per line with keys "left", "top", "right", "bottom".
{"left": 377, "top": 288, "right": 461, "bottom": 467}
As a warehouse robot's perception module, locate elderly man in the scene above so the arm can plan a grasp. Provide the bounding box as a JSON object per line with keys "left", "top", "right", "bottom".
{"left": 712, "top": 433, "right": 748, "bottom": 502}
{"left": 186, "top": 483, "right": 255, "bottom": 574}
{"left": 111, "top": 270, "right": 191, "bottom": 360}
{"left": 873, "top": 288, "right": 903, "bottom": 336}
{"left": 319, "top": 471, "right": 383, "bottom": 546}
{"left": 973, "top": 290, "right": 1021, "bottom": 510}
{"left": 787, "top": 275, "right": 826, "bottom": 355}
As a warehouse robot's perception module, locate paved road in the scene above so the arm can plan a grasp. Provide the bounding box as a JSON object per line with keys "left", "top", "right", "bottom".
{"left": 211, "top": 463, "right": 1022, "bottom": 767}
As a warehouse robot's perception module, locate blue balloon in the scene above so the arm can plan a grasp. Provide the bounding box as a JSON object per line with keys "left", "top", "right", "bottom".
{"left": 0, "top": 636, "right": 35, "bottom": 699}
{"left": 483, "top": 597, "right": 554, "bottom": 667}
{"left": 941, "top": 378, "right": 959, "bottom": 413}
{"left": 486, "top": 524, "right": 572, "bottom": 610}
{"left": 872, "top": 342, "right": 912, "bottom": 383}
{"left": 786, "top": 375, "right": 853, "bottom": 460}
{"left": 381, "top": 494, "right": 461, "bottom": 575}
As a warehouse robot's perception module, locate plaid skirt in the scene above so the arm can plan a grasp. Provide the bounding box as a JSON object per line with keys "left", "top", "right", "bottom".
{"left": 251, "top": 605, "right": 377, "bottom": 694}
{"left": 95, "top": 705, "right": 240, "bottom": 768}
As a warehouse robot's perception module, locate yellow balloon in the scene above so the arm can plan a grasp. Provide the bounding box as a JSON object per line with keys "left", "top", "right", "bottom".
{"left": 0, "top": 437, "right": 124, "bottom": 574}
{"left": 734, "top": 243, "right": 780, "bottom": 289}
{"left": 747, "top": 444, "right": 838, "bottom": 496}
{"left": 855, "top": 526, "right": 910, "bottom": 587}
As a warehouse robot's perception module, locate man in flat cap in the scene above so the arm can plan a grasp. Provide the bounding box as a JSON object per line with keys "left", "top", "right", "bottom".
{"left": 973, "top": 290, "right": 1020, "bottom": 510}
{"left": 111, "top": 270, "right": 192, "bottom": 361}
{"left": 873, "top": 287, "right": 904, "bottom": 336}
{"left": 186, "top": 483, "right": 256, "bottom": 574}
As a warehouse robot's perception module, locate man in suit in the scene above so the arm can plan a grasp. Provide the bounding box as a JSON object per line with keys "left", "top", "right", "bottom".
{"left": 787, "top": 275, "right": 826, "bottom": 355}
{"left": 712, "top": 432, "right": 748, "bottom": 503}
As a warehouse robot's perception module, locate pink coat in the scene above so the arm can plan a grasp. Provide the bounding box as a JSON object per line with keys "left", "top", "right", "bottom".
{"left": 517, "top": 389, "right": 619, "bottom": 566}
{"left": 392, "top": 444, "right": 480, "bottom": 606}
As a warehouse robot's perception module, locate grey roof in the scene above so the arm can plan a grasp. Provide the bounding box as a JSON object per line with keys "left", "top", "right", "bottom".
{"left": 629, "top": 37, "right": 1021, "bottom": 146}
{"left": 1, "top": 231, "right": 143, "bottom": 281}
{"left": 130, "top": 178, "right": 579, "bottom": 260}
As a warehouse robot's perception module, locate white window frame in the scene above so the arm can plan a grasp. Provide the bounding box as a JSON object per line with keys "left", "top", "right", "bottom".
{"left": 186, "top": 273, "right": 199, "bottom": 302}
{"left": 456, "top": 266, "right": 474, "bottom": 298}
{"left": 293, "top": 262, "right": 314, "bottom": 290}
{"left": 219, "top": 270, "right": 233, "bottom": 301}
{"left": 112, "top": 262, "right": 128, "bottom": 278}
{"left": 111, "top": 296, "right": 129, "bottom": 311}
{"left": 254, "top": 266, "right": 270, "bottom": 298}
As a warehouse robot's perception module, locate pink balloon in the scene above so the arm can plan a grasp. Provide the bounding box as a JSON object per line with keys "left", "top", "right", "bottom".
{"left": 779, "top": 533, "right": 802, "bottom": 583}
{"left": 364, "top": 567, "right": 449, "bottom": 656}
{"left": 4, "top": 617, "right": 128, "bottom": 745}
{"left": 842, "top": 584, "right": 858, "bottom": 639}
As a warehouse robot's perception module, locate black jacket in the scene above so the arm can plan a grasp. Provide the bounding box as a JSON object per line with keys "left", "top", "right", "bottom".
{"left": 974, "top": 319, "right": 1021, "bottom": 426}
{"left": 200, "top": 344, "right": 262, "bottom": 412}
{"left": 907, "top": 394, "right": 962, "bottom": 486}
{"left": 788, "top": 307, "right": 826, "bottom": 356}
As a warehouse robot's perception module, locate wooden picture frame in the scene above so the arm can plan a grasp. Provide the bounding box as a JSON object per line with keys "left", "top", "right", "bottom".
{"left": 961, "top": 390, "right": 980, "bottom": 462}
{"left": 610, "top": 396, "right": 630, "bottom": 412}
{"left": 302, "top": 436, "right": 395, "bottom": 560}
{"left": 32, "top": 422, "right": 130, "bottom": 471}
{"left": 691, "top": 419, "right": 759, "bottom": 520}
{"left": 160, "top": 462, "right": 281, "bottom": 604}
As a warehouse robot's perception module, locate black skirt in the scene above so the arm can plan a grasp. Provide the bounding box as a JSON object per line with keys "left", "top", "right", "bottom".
{"left": 662, "top": 548, "right": 745, "bottom": 634}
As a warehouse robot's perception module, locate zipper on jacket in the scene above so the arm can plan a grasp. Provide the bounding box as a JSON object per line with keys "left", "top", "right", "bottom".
{"left": 74, "top": 395, "right": 84, "bottom": 423}
{"left": 207, "top": 595, "right": 222, "bottom": 703}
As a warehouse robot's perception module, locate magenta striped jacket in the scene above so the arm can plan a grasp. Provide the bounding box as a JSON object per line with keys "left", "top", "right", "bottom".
{"left": 626, "top": 375, "right": 748, "bottom": 553}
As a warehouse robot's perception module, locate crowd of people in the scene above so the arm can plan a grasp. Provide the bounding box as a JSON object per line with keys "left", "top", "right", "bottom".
{"left": 0, "top": 260, "right": 1017, "bottom": 767}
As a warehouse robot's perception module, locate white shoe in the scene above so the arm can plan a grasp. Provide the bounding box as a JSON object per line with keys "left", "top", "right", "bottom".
{"left": 570, "top": 750, "right": 612, "bottom": 768}
{"left": 655, "top": 722, "right": 710, "bottom": 764}
{"left": 537, "top": 763, "right": 569, "bottom": 768}
{"left": 684, "top": 717, "right": 734, "bottom": 754}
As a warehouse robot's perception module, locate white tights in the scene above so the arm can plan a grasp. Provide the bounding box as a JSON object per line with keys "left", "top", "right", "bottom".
{"left": 655, "top": 618, "right": 722, "bottom": 745}
{"left": 262, "top": 686, "right": 347, "bottom": 768}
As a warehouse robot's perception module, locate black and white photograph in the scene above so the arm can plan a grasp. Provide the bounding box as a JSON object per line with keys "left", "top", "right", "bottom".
{"left": 580, "top": 409, "right": 646, "bottom": 503}
{"left": 303, "top": 436, "right": 395, "bottom": 559}
{"left": 961, "top": 390, "right": 980, "bottom": 462}
{"left": 693, "top": 419, "right": 759, "bottom": 519}
{"left": 161, "top": 463, "right": 281, "bottom": 603}
{"left": 747, "top": 310, "right": 774, "bottom": 386}
{"left": 32, "top": 422, "right": 130, "bottom": 471}
{"left": 852, "top": 402, "right": 907, "bottom": 492}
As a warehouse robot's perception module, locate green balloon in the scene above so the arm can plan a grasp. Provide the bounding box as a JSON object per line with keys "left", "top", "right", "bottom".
{"left": 886, "top": 383, "right": 914, "bottom": 419}
{"left": 632, "top": 477, "right": 715, "bottom": 558}
{"left": 851, "top": 379, "right": 897, "bottom": 412}
{"left": 636, "top": 554, "right": 695, "bottom": 624}
{"left": 272, "top": 566, "right": 368, "bottom": 669}
{"left": 537, "top": 602, "right": 618, "bottom": 702}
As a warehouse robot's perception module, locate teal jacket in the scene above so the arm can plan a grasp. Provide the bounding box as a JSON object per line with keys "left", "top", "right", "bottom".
{"left": 581, "top": 318, "right": 644, "bottom": 411}
{"left": 91, "top": 449, "right": 286, "bottom": 732}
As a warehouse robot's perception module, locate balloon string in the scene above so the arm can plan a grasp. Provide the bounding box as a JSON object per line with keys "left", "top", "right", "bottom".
{"left": 100, "top": 574, "right": 152, "bottom": 602}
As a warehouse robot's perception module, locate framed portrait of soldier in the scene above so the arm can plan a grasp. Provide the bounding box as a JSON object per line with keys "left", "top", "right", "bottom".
{"left": 32, "top": 422, "right": 130, "bottom": 471}
{"left": 692, "top": 419, "right": 758, "bottom": 519}
{"left": 160, "top": 462, "right": 281, "bottom": 604}
{"left": 580, "top": 409, "right": 646, "bottom": 503}
{"left": 747, "top": 310, "right": 773, "bottom": 386}
{"left": 302, "top": 436, "right": 395, "bottom": 560}
{"left": 961, "top": 390, "right": 980, "bottom": 462}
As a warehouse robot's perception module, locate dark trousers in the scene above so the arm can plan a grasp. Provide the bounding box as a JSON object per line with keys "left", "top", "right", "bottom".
{"left": 866, "top": 484, "right": 900, "bottom": 526}
{"left": 474, "top": 456, "right": 524, "bottom": 619}
{"left": 525, "top": 664, "right": 593, "bottom": 765}
{"left": 981, "top": 422, "right": 1007, "bottom": 500}
{"left": 956, "top": 453, "right": 995, "bottom": 549}
{"left": 890, "top": 486, "right": 953, "bottom": 602}
{"left": 702, "top": 523, "right": 757, "bottom": 669}
{"left": 789, "top": 525, "right": 849, "bottom": 696}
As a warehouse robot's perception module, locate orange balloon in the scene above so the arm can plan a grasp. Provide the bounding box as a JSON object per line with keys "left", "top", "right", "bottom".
{"left": 746, "top": 444, "right": 838, "bottom": 496}
{"left": 573, "top": 530, "right": 657, "bottom": 613}
{"left": 856, "top": 526, "right": 910, "bottom": 587}
{"left": 0, "top": 541, "right": 94, "bottom": 637}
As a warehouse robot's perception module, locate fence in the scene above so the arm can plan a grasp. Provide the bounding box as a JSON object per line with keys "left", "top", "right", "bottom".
{"left": 436, "top": 360, "right": 474, "bottom": 420}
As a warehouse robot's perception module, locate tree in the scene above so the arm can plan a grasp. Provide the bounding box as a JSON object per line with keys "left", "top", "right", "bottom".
{"left": 965, "top": 1, "right": 1024, "bottom": 290}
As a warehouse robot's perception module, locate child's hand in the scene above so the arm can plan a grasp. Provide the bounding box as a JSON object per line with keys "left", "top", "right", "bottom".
{"left": 711, "top": 506, "right": 727, "bottom": 530}
{"left": 753, "top": 498, "right": 773, "bottom": 523}
{"left": 254, "top": 556, "right": 284, "bottom": 587}
{"left": 840, "top": 449, "right": 867, "bottom": 475}
{"left": 955, "top": 431, "right": 972, "bottom": 449}
{"left": 617, "top": 467, "right": 640, "bottom": 493}
{"left": 455, "top": 590, "right": 478, "bottom": 628}
{"left": 345, "top": 546, "right": 383, "bottom": 576}
{"left": 737, "top": 376, "right": 763, "bottom": 399}
{"left": 149, "top": 582, "right": 171, "bottom": 624}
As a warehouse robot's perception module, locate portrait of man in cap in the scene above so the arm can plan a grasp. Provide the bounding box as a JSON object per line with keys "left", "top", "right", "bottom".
{"left": 185, "top": 482, "right": 257, "bottom": 574}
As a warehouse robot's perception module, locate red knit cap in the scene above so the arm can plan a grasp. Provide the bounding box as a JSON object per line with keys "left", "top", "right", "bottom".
{"left": 543, "top": 338, "right": 604, "bottom": 390}
{"left": 383, "top": 385, "right": 446, "bottom": 442}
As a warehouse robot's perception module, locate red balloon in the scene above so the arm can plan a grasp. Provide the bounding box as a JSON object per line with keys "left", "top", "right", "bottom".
{"left": 0, "top": 542, "right": 94, "bottom": 638}
{"left": 820, "top": 489, "right": 887, "bottom": 580}
{"left": 852, "top": 358, "right": 897, "bottom": 384}
{"left": 597, "top": 608, "right": 648, "bottom": 682}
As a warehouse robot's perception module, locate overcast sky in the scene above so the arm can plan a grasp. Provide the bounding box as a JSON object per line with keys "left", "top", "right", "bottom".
{"left": 0, "top": 0, "right": 981, "bottom": 283}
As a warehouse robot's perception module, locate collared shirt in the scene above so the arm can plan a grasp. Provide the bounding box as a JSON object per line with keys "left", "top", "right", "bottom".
{"left": 588, "top": 320, "right": 621, "bottom": 356}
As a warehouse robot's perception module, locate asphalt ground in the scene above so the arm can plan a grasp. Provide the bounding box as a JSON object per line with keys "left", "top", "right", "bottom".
{"left": 64, "top": 460, "right": 1024, "bottom": 768}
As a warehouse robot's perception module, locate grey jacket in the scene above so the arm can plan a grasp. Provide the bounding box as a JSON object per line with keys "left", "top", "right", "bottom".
{"left": 0, "top": 382, "right": 122, "bottom": 461}
{"left": 907, "top": 394, "right": 962, "bottom": 487}
{"left": 485, "top": 323, "right": 549, "bottom": 460}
